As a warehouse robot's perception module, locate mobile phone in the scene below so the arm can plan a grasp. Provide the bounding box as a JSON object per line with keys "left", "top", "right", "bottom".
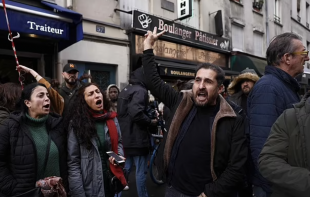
{"left": 106, "top": 151, "right": 125, "bottom": 165}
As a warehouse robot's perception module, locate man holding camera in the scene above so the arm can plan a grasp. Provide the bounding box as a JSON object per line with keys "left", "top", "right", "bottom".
{"left": 117, "top": 65, "right": 158, "bottom": 197}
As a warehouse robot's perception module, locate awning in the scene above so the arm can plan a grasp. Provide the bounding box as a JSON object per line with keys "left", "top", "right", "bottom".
{"left": 230, "top": 53, "right": 267, "bottom": 76}
{"left": 0, "top": 0, "right": 83, "bottom": 51}
{"left": 156, "top": 59, "right": 196, "bottom": 79}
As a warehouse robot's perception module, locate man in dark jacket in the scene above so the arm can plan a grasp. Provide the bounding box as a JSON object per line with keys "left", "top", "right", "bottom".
{"left": 248, "top": 32, "right": 309, "bottom": 197}
{"left": 142, "top": 28, "right": 247, "bottom": 197}
{"left": 117, "top": 67, "right": 158, "bottom": 197}
{"left": 258, "top": 92, "right": 310, "bottom": 197}
{"left": 58, "top": 63, "right": 83, "bottom": 116}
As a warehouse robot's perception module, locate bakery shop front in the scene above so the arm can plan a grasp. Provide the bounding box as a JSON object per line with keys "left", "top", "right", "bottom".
{"left": 129, "top": 10, "right": 233, "bottom": 84}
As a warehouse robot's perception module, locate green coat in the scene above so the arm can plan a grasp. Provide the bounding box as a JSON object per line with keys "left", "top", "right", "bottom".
{"left": 259, "top": 94, "right": 310, "bottom": 197}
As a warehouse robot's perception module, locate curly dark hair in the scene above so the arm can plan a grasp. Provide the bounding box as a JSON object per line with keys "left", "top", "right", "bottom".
{"left": 0, "top": 83, "right": 22, "bottom": 111}
{"left": 65, "top": 83, "right": 112, "bottom": 149}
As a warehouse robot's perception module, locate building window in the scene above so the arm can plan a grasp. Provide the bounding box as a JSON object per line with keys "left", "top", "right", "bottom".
{"left": 274, "top": 0, "right": 281, "bottom": 23}
{"left": 232, "top": 24, "right": 244, "bottom": 51}
{"left": 297, "top": 0, "right": 301, "bottom": 22}
{"left": 253, "top": 33, "right": 263, "bottom": 56}
{"left": 253, "top": 0, "right": 264, "bottom": 12}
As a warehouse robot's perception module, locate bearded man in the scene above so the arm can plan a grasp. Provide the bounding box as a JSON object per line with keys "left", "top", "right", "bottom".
{"left": 227, "top": 69, "right": 260, "bottom": 114}
{"left": 142, "top": 27, "right": 247, "bottom": 197}
{"left": 58, "top": 63, "right": 83, "bottom": 116}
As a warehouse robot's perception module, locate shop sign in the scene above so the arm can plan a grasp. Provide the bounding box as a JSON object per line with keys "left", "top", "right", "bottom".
{"left": 135, "top": 35, "right": 227, "bottom": 68}
{"left": 159, "top": 67, "right": 195, "bottom": 78}
{"left": 133, "top": 10, "right": 230, "bottom": 51}
{"left": 177, "top": 0, "right": 192, "bottom": 20}
{"left": 0, "top": 8, "right": 69, "bottom": 39}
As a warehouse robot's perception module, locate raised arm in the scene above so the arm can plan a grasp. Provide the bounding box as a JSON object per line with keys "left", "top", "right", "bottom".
{"left": 142, "top": 28, "right": 179, "bottom": 109}
{"left": 17, "top": 65, "right": 64, "bottom": 115}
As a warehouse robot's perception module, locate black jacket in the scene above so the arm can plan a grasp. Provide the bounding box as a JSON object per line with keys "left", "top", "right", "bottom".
{"left": 117, "top": 68, "right": 152, "bottom": 155}
{"left": 142, "top": 50, "right": 248, "bottom": 197}
{"left": 0, "top": 111, "right": 68, "bottom": 196}
{"left": 58, "top": 81, "right": 83, "bottom": 117}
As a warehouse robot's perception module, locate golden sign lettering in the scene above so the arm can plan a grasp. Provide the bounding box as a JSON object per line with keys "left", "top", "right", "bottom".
{"left": 135, "top": 35, "right": 227, "bottom": 67}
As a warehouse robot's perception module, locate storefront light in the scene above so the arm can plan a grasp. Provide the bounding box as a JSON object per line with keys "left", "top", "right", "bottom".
{"left": 29, "top": 34, "right": 37, "bottom": 38}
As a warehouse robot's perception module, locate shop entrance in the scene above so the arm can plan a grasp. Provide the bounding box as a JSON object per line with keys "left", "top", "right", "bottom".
{"left": 0, "top": 54, "right": 37, "bottom": 84}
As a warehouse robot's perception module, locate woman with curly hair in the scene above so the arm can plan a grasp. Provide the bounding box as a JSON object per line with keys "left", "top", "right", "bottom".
{"left": 67, "top": 83, "right": 127, "bottom": 197}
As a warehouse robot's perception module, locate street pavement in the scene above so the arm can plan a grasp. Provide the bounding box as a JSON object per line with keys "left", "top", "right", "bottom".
{"left": 121, "top": 166, "right": 166, "bottom": 197}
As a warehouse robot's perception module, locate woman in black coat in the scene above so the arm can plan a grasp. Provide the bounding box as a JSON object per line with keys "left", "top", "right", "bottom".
{"left": 0, "top": 83, "right": 67, "bottom": 196}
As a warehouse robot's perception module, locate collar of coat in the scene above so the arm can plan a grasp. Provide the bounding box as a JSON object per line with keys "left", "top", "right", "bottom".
{"left": 163, "top": 91, "right": 237, "bottom": 181}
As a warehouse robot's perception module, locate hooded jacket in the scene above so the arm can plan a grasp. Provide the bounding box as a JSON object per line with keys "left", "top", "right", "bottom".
{"left": 107, "top": 84, "right": 120, "bottom": 112}
{"left": 259, "top": 92, "right": 310, "bottom": 197}
{"left": 227, "top": 72, "right": 260, "bottom": 106}
{"left": 117, "top": 67, "right": 152, "bottom": 155}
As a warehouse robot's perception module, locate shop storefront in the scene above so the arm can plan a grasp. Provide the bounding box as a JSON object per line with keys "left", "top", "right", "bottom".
{"left": 129, "top": 10, "right": 232, "bottom": 84}
{"left": 0, "top": 0, "right": 82, "bottom": 84}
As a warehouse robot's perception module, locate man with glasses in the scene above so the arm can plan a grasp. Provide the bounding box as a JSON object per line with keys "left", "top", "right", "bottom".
{"left": 248, "top": 33, "right": 309, "bottom": 197}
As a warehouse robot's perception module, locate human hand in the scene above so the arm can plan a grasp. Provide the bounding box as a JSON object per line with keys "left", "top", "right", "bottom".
{"left": 143, "top": 27, "right": 166, "bottom": 50}
{"left": 17, "top": 65, "right": 32, "bottom": 73}
{"left": 198, "top": 192, "right": 207, "bottom": 197}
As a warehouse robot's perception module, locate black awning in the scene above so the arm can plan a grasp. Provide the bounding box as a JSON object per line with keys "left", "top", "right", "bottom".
{"left": 230, "top": 54, "right": 267, "bottom": 76}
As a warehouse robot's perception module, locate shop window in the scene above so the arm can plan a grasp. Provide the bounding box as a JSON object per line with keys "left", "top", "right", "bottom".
{"left": 274, "top": 0, "right": 281, "bottom": 24}
{"left": 253, "top": 33, "right": 263, "bottom": 56}
{"left": 232, "top": 24, "right": 244, "bottom": 51}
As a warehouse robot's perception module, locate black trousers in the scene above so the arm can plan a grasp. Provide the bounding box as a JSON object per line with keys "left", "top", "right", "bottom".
{"left": 165, "top": 186, "right": 198, "bottom": 197}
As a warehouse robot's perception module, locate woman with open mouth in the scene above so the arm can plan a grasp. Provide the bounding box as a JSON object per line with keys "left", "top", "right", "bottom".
{"left": 0, "top": 83, "right": 67, "bottom": 196}
{"left": 66, "top": 83, "right": 127, "bottom": 197}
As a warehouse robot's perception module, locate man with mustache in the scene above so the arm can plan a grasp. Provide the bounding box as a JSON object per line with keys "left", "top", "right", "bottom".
{"left": 142, "top": 27, "right": 247, "bottom": 197}
{"left": 58, "top": 63, "right": 83, "bottom": 116}
{"left": 227, "top": 69, "right": 260, "bottom": 115}
{"left": 248, "top": 33, "right": 309, "bottom": 197}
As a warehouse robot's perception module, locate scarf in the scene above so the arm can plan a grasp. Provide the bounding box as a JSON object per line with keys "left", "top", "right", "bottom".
{"left": 90, "top": 110, "right": 127, "bottom": 186}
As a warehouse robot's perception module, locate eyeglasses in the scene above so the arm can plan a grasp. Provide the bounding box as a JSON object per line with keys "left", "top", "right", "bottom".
{"left": 291, "top": 51, "right": 309, "bottom": 57}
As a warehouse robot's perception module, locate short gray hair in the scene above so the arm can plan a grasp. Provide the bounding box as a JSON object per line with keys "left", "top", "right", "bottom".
{"left": 266, "top": 33, "right": 301, "bottom": 66}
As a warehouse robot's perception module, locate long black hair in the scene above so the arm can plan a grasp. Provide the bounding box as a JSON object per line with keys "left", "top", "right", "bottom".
{"left": 65, "top": 83, "right": 111, "bottom": 149}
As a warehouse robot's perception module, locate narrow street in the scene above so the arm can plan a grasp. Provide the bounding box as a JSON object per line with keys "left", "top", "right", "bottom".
{"left": 121, "top": 166, "right": 166, "bottom": 197}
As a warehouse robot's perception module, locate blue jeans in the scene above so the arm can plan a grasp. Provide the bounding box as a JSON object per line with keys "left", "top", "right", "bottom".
{"left": 253, "top": 186, "right": 271, "bottom": 197}
{"left": 124, "top": 155, "right": 149, "bottom": 197}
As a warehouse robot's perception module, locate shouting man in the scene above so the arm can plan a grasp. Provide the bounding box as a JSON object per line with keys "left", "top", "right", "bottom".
{"left": 142, "top": 27, "right": 247, "bottom": 197}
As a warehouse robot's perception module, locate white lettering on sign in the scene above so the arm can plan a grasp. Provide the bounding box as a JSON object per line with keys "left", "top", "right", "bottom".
{"left": 27, "top": 21, "right": 64, "bottom": 35}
